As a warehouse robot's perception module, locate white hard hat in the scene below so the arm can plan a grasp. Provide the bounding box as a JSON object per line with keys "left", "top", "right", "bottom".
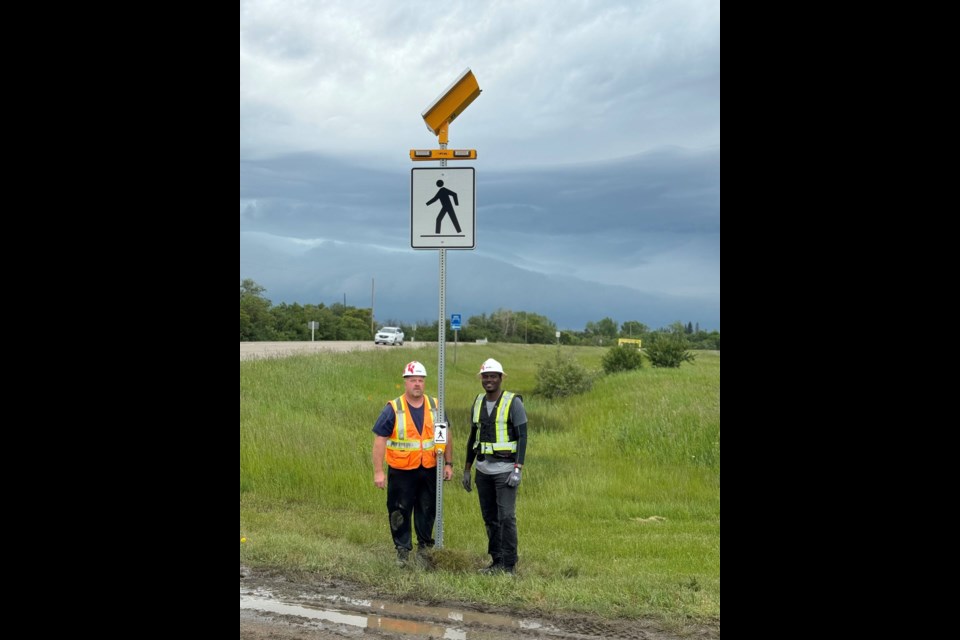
{"left": 478, "top": 358, "right": 505, "bottom": 375}
{"left": 403, "top": 361, "right": 428, "bottom": 377}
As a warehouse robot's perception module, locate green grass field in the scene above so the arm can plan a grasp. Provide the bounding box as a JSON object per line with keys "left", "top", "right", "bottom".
{"left": 240, "top": 344, "right": 720, "bottom": 629}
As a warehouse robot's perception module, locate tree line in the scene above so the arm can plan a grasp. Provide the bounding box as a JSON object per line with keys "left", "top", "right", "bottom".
{"left": 240, "top": 279, "right": 720, "bottom": 349}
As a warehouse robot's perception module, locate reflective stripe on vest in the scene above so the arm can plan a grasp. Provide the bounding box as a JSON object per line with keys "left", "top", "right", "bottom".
{"left": 386, "top": 395, "right": 438, "bottom": 469}
{"left": 472, "top": 391, "right": 518, "bottom": 454}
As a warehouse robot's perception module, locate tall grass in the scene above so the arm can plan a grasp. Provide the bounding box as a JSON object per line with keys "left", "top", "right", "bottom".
{"left": 240, "top": 345, "right": 720, "bottom": 629}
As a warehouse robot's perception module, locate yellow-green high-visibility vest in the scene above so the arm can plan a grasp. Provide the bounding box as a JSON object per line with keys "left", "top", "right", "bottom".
{"left": 472, "top": 392, "right": 518, "bottom": 455}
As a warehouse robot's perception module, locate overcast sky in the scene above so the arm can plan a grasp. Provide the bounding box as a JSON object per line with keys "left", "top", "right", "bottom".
{"left": 240, "top": 0, "right": 720, "bottom": 332}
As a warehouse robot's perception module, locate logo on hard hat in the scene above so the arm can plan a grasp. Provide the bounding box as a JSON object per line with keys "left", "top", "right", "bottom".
{"left": 478, "top": 358, "right": 505, "bottom": 375}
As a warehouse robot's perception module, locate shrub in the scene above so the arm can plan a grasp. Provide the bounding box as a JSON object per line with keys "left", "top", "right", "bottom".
{"left": 645, "top": 332, "right": 696, "bottom": 368}
{"left": 534, "top": 352, "right": 594, "bottom": 398}
{"left": 602, "top": 344, "right": 645, "bottom": 374}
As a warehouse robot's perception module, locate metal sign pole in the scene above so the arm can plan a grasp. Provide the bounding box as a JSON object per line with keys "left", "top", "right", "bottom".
{"left": 410, "top": 68, "right": 482, "bottom": 550}
{"left": 435, "top": 148, "right": 449, "bottom": 548}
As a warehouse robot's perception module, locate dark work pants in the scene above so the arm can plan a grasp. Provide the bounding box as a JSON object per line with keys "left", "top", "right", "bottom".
{"left": 387, "top": 465, "right": 437, "bottom": 552}
{"left": 475, "top": 469, "right": 519, "bottom": 567}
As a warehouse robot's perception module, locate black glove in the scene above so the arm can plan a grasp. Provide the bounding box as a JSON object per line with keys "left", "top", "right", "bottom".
{"left": 461, "top": 470, "right": 472, "bottom": 492}
{"left": 506, "top": 467, "right": 522, "bottom": 488}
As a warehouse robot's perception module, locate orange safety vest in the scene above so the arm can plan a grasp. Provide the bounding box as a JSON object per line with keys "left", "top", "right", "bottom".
{"left": 385, "top": 395, "right": 438, "bottom": 470}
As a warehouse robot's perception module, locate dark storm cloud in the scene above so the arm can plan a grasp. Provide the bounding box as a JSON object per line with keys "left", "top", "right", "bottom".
{"left": 240, "top": 0, "right": 721, "bottom": 330}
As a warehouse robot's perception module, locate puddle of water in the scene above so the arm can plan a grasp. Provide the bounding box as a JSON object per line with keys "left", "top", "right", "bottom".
{"left": 240, "top": 594, "right": 368, "bottom": 628}
{"left": 240, "top": 586, "right": 563, "bottom": 640}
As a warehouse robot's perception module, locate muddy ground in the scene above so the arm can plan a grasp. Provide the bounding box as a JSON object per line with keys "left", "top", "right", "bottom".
{"left": 240, "top": 567, "right": 719, "bottom": 640}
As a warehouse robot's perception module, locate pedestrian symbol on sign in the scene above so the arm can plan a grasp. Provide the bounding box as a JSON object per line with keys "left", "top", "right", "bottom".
{"left": 426, "top": 181, "right": 461, "bottom": 234}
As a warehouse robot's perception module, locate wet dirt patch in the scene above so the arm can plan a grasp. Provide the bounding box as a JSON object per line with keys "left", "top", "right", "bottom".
{"left": 240, "top": 567, "right": 719, "bottom": 640}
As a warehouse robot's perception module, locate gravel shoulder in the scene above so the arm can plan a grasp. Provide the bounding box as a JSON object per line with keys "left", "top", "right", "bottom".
{"left": 240, "top": 341, "right": 424, "bottom": 360}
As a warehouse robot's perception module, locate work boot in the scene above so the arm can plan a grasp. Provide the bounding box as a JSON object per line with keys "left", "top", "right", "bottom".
{"left": 396, "top": 548, "right": 410, "bottom": 567}
{"left": 478, "top": 561, "right": 503, "bottom": 574}
{"left": 414, "top": 545, "right": 434, "bottom": 569}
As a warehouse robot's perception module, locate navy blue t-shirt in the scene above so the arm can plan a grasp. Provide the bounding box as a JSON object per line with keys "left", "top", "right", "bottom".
{"left": 372, "top": 401, "right": 425, "bottom": 437}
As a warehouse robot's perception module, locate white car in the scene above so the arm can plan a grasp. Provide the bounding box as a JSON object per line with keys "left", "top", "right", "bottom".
{"left": 374, "top": 327, "right": 405, "bottom": 346}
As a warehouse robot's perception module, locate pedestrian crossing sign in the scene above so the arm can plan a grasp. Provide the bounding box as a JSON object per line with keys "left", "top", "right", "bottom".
{"left": 411, "top": 168, "right": 476, "bottom": 249}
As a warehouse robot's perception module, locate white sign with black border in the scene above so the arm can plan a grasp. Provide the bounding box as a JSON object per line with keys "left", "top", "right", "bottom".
{"left": 411, "top": 168, "right": 476, "bottom": 249}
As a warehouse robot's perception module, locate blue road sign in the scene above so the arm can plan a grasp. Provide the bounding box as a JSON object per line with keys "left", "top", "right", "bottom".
{"left": 451, "top": 314, "right": 462, "bottom": 330}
